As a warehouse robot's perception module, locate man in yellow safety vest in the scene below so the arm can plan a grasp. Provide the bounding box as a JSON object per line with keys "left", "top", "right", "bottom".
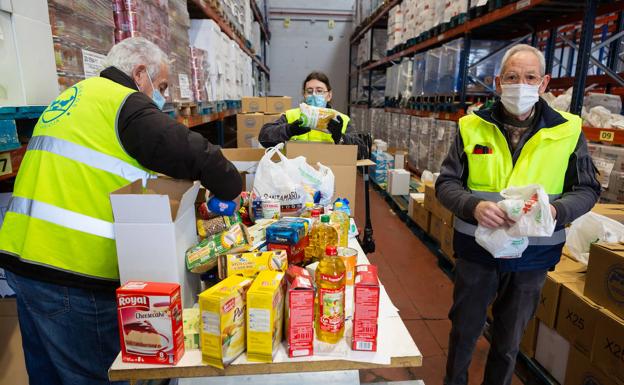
{"left": 258, "top": 71, "right": 366, "bottom": 158}
{"left": 0, "top": 37, "right": 242, "bottom": 385}
{"left": 436, "top": 44, "right": 600, "bottom": 385}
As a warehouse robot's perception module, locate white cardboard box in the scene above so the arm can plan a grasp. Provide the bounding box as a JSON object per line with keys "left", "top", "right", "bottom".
{"left": 387, "top": 169, "right": 411, "bottom": 196}
{"left": 535, "top": 321, "right": 570, "bottom": 384}
{"left": 110, "top": 179, "right": 201, "bottom": 307}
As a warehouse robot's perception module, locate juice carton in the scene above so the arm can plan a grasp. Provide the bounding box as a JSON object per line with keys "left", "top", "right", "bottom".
{"left": 218, "top": 250, "right": 288, "bottom": 279}
{"left": 116, "top": 281, "right": 184, "bottom": 365}
{"left": 285, "top": 266, "right": 315, "bottom": 357}
{"left": 199, "top": 275, "right": 253, "bottom": 368}
{"left": 352, "top": 265, "right": 380, "bottom": 351}
{"left": 268, "top": 236, "right": 309, "bottom": 265}
{"left": 246, "top": 271, "right": 286, "bottom": 362}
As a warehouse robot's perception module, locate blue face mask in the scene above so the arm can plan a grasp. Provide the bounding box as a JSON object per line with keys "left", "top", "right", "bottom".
{"left": 305, "top": 94, "right": 327, "bottom": 108}
{"left": 146, "top": 71, "right": 166, "bottom": 110}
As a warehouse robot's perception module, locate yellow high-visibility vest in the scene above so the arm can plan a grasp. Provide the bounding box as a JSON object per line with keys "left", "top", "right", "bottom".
{"left": 0, "top": 77, "right": 153, "bottom": 281}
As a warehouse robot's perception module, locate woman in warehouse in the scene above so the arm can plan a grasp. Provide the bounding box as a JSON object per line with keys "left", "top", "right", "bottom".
{"left": 259, "top": 71, "right": 366, "bottom": 158}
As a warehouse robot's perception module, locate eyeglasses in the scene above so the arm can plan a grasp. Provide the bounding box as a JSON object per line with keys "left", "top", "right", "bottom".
{"left": 501, "top": 72, "right": 543, "bottom": 85}
{"left": 304, "top": 88, "right": 329, "bottom": 96}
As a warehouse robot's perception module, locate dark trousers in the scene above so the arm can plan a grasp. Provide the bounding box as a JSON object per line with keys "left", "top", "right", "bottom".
{"left": 444, "top": 258, "right": 548, "bottom": 385}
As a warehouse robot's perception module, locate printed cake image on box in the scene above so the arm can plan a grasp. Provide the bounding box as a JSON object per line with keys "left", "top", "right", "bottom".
{"left": 116, "top": 281, "right": 185, "bottom": 365}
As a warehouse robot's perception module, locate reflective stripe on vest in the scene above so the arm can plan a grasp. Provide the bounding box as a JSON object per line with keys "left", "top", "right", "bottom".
{"left": 453, "top": 217, "right": 567, "bottom": 246}
{"left": 28, "top": 135, "right": 152, "bottom": 183}
{"left": 8, "top": 197, "right": 115, "bottom": 239}
{"left": 285, "top": 108, "right": 350, "bottom": 142}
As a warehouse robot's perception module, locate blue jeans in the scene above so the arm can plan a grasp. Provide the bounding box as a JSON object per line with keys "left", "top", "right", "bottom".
{"left": 6, "top": 271, "right": 127, "bottom": 385}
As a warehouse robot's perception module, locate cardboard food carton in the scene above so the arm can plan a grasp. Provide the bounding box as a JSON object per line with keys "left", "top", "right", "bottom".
{"left": 284, "top": 266, "right": 314, "bottom": 357}
{"left": 536, "top": 271, "right": 584, "bottom": 329}
{"left": 246, "top": 271, "right": 285, "bottom": 362}
{"left": 555, "top": 278, "right": 601, "bottom": 356}
{"left": 218, "top": 250, "right": 288, "bottom": 279}
{"left": 241, "top": 96, "right": 266, "bottom": 113}
{"left": 591, "top": 307, "right": 624, "bottom": 383}
{"left": 236, "top": 113, "right": 264, "bottom": 148}
{"left": 199, "top": 275, "right": 253, "bottom": 369}
{"left": 352, "top": 265, "right": 380, "bottom": 351}
{"left": 265, "top": 96, "right": 292, "bottom": 114}
{"left": 116, "top": 281, "right": 184, "bottom": 365}
{"left": 111, "top": 179, "right": 201, "bottom": 307}
{"left": 564, "top": 347, "right": 617, "bottom": 385}
{"left": 535, "top": 321, "right": 571, "bottom": 384}
{"left": 585, "top": 242, "right": 624, "bottom": 320}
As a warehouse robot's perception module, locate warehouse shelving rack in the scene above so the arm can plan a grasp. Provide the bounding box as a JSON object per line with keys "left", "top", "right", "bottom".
{"left": 348, "top": 0, "right": 624, "bottom": 143}
{"left": 0, "top": 0, "right": 272, "bottom": 183}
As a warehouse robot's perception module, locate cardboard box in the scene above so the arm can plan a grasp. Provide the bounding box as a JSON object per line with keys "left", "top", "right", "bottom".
{"left": 556, "top": 278, "right": 602, "bottom": 356}
{"left": 387, "top": 169, "right": 411, "bottom": 196}
{"left": 565, "top": 347, "right": 618, "bottom": 385}
{"left": 241, "top": 96, "right": 266, "bottom": 113}
{"left": 352, "top": 265, "right": 380, "bottom": 351}
{"left": 285, "top": 266, "right": 314, "bottom": 357}
{"left": 236, "top": 113, "right": 264, "bottom": 148}
{"left": 592, "top": 204, "right": 624, "bottom": 224}
{"left": 116, "top": 281, "right": 184, "bottom": 365}
{"left": 0, "top": 298, "right": 28, "bottom": 385}
{"left": 440, "top": 222, "right": 454, "bottom": 258}
{"left": 535, "top": 321, "right": 571, "bottom": 384}
{"left": 585, "top": 242, "right": 624, "bottom": 320}
{"left": 246, "top": 271, "right": 285, "bottom": 362}
{"left": 110, "top": 179, "right": 202, "bottom": 308}
{"left": 263, "top": 113, "right": 282, "bottom": 125}
{"left": 286, "top": 142, "right": 358, "bottom": 214}
{"left": 265, "top": 96, "right": 292, "bottom": 114}
{"left": 429, "top": 215, "right": 443, "bottom": 243}
{"left": 520, "top": 317, "right": 538, "bottom": 358}
{"left": 536, "top": 271, "right": 584, "bottom": 329}
{"left": 409, "top": 194, "right": 430, "bottom": 232}
{"left": 423, "top": 183, "right": 453, "bottom": 225}
{"left": 592, "top": 308, "right": 624, "bottom": 383}
{"left": 199, "top": 275, "right": 253, "bottom": 369}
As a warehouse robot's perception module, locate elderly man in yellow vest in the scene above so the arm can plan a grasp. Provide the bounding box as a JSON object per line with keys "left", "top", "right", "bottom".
{"left": 436, "top": 44, "right": 600, "bottom": 385}
{"left": 0, "top": 37, "right": 242, "bottom": 385}
{"left": 259, "top": 71, "right": 366, "bottom": 158}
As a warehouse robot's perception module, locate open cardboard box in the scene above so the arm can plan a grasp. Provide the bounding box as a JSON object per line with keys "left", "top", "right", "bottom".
{"left": 223, "top": 143, "right": 368, "bottom": 214}
{"left": 110, "top": 178, "right": 201, "bottom": 307}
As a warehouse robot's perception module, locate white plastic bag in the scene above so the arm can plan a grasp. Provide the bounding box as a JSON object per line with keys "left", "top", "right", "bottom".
{"left": 283, "top": 156, "right": 335, "bottom": 206}
{"left": 253, "top": 144, "right": 307, "bottom": 215}
{"left": 475, "top": 227, "right": 529, "bottom": 259}
{"left": 499, "top": 185, "right": 556, "bottom": 237}
{"left": 565, "top": 212, "right": 624, "bottom": 265}
{"left": 475, "top": 184, "right": 555, "bottom": 259}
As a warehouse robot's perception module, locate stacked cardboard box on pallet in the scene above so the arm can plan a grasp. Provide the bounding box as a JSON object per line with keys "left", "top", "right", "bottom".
{"left": 236, "top": 97, "right": 292, "bottom": 148}
{"left": 421, "top": 183, "right": 454, "bottom": 260}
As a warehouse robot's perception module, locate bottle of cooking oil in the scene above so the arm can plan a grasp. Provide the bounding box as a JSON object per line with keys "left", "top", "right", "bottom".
{"left": 330, "top": 202, "right": 349, "bottom": 247}
{"left": 300, "top": 202, "right": 315, "bottom": 218}
{"left": 317, "top": 215, "right": 338, "bottom": 260}
{"left": 315, "top": 245, "right": 346, "bottom": 343}
{"left": 304, "top": 209, "right": 322, "bottom": 263}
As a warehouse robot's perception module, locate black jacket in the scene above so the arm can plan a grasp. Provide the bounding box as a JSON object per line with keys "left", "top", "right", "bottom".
{"left": 435, "top": 98, "right": 600, "bottom": 271}
{"left": 258, "top": 113, "right": 368, "bottom": 159}
{"left": 0, "top": 67, "right": 242, "bottom": 291}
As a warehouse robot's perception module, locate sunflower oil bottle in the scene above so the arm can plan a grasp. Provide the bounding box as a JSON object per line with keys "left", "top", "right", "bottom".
{"left": 330, "top": 202, "right": 349, "bottom": 247}
{"left": 315, "top": 245, "right": 346, "bottom": 343}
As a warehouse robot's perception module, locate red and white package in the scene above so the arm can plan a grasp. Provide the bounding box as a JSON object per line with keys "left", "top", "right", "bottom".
{"left": 116, "top": 281, "right": 184, "bottom": 365}
{"left": 352, "top": 265, "right": 380, "bottom": 351}
{"left": 284, "top": 266, "right": 314, "bottom": 357}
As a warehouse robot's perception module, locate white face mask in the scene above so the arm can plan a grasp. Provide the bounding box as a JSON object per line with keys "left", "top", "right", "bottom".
{"left": 500, "top": 83, "right": 541, "bottom": 116}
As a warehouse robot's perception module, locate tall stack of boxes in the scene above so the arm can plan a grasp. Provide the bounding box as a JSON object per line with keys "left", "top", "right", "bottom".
{"left": 236, "top": 96, "right": 292, "bottom": 148}
{"left": 516, "top": 205, "right": 624, "bottom": 385}
{"left": 166, "top": 0, "right": 193, "bottom": 103}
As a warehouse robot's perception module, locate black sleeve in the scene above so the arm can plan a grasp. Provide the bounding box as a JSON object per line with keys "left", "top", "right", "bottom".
{"left": 342, "top": 120, "right": 368, "bottom": 160}
{"left": 259, "top": 114, "right": 291, "bottom": 148}
{"left": 551, "top": 132, "right": 601, "bottom": 224}
{"left": 435, "top": 131, "right": 483, "bottom": 222}
{"left": 117, "top": 92, "right": 242, "bottom": 200}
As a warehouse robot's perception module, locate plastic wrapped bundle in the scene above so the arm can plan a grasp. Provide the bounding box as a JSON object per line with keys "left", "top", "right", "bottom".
{"left": 467, "top": 40, "right": 507, "bottom": 94}
{"left": 438, "top": 39, "right": 463, "bottom": 95}
{"left": 167, "top": 0, "right": 193, "bottom": 102}
{"left": 114, "top": 0, "right": 170, "bottom": 54}
{"left": 48, "top": 0, "right": 115, "bottom": 90}
{"left": 398, "top": 114, "right": 411, "bottom": 150}
{"left": 397, "top": 59, "right": 414, "bottom": 106}
{"left": 417, "top": 118, "right": 434, "bottom": 171}
{"left": 408, "top": 116, "right": 421, "bottom": 169}
{"left": 191, "top": 48, "right": 208, "bottom": 102}
{"left": 424, "top": 47, "right": 442, "bottom": 96}
{"left": 412, "top": 53, "right": 426, "bottom": 98}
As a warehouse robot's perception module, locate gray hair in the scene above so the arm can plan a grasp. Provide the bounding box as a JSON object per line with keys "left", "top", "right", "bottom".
{"left": 102, "top": 37, "right": 169, "bottom": 78}
{"left": 500, "top": 44, "right": 546, "bottom": 76}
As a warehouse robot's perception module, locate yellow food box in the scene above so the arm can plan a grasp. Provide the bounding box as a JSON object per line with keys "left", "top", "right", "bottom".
{"left": 219, "top": 250, "right": 288, "bottom": 279}
{"left": 199, "top": 275, "right": 253, "bottom": 368}
{"left": 246, "top": 271, "right": 286, "bottom": 363}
